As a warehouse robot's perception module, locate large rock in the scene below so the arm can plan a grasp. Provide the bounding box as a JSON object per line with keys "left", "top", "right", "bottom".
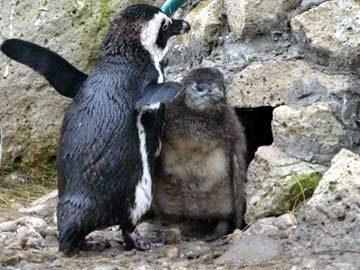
{"left": 18, "top": 190, "right": 58, "bottom": 220}
{"left": 299, "top": 0, "right": 329, "bottom": 11}
{"left": 245, "top": 145, "right": 327, "bottom": 224}
{"left": 215, "top": 235, "right": 283, "bottom": 266}
{"left": 291, "top": 0, "right": 360, "bottom": 73}
{"left": 244, "top": 213, "right": 297, "bottom": 240}
{"left": 228, "top": 60, "right": 309, "bottom": 108}
{"left": 184, "top": 0, "right": 223, "bottom": 48}
{"left": 295, "top": 149, "right": 360, "bottom": 253}
{"left": 272, "top": 103, "right": 360, "bottom": 164}
{"left": 286, "top": 73, "right": 360, "bottom": 130}
{"left": 226, "top": 59, "right": 355, "bottom": 108}
{"left": 0, "top": 0, "right": 161, "bottom": 169}
{"left": 224, "top": 0, "right": 301, "bottom": 39}
{"left": 228, "top": 59, "right": 360, "bottom": 110}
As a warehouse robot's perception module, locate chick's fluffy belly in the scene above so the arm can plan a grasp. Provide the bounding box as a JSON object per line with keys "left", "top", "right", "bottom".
{"left": 155, "top": 138, "right": 233, "bottom": 218}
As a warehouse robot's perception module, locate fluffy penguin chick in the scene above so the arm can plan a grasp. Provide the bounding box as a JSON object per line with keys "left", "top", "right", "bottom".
{"left": 153, "top": 68, "right": 247, "bottom": 241}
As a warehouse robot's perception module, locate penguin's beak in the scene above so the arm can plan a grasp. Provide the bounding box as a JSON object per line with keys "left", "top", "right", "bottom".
{"left": 168, "top": 19, "right": 191, "bottom": 36}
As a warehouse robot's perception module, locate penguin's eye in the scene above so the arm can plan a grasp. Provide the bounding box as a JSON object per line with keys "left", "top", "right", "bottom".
{"left": 162, "top": 17, "right": 172, "bottom": 31}
{"left": 162, "top": 23, "right": 169, "bottom": 31}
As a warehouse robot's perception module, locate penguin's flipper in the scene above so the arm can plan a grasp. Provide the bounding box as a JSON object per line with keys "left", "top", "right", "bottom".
{"left": 135, "top": 82, "right": 184, "bottom": 110}
{"left": 1, "top": 39, "right": 88, "bottom": 98}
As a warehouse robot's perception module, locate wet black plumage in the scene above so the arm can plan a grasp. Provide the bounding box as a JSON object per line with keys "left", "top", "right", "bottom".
{"left": 1, "top": 4, "right": 190, "bottom": 254}
{"left": 57, "top": 5, "right": 189, "bottom": 253}
{"left": 57, "top": 54, "right": 154, "bottom": 252}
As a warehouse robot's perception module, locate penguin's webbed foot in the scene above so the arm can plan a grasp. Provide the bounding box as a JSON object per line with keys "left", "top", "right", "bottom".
{"left": 125, "top": 229, "right": 163, "bottom": 251}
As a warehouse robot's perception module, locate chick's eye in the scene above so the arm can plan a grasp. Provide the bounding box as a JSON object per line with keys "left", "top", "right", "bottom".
{"left": 196, "top": 85, "right": 205, "bottom": 92}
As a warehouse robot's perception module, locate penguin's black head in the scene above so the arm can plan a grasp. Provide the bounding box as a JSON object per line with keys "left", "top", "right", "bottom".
{"left": 182, "top": 68, "right": 226, "bottom": 111}
{"left": 101, "top": 4, "right": 190, "bottom": 60}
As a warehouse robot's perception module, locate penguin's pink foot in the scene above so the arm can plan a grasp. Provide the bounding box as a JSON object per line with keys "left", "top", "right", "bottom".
{"left": 128, "top": 229, "right": 163, "bottom": 251}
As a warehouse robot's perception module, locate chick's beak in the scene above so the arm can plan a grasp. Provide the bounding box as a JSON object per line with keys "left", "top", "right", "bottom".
{"left": 210, "top": 87, "right": 225, "bottom": 102}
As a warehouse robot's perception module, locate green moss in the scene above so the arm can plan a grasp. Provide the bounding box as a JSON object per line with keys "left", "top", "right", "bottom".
{"left": 213, "top": 0, "right": 224, "bottom": 18}
{"left": 74, "top": 0, "right": 114, "bottom": 71}
{"left": 328, "top": 181, "right": 337, "bottom": 192}
{"left": 289, "top": 172, "right": 323, "bottom": 208}
{"left": 190, "top": 0, "right": 224, "bottom": 18}
{"left": 191, "top": 0, "right": 211, "bottom": 15}
{"left": 98, "top": 0, "right": 112, "bottom": 30}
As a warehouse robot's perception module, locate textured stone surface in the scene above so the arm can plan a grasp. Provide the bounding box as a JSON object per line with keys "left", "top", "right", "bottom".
{"left": 184, "top": 0, "right": 223, "bottom": 48}
{"left": 244, "top": 213, "right": 297, "bottom": 240}
{"left": 292, "top": 0, "right": 360, "bottom": 73}
{"left": 299, "top": 0, "right": 329, "bottom": 11}
{"left": 295, "top": 149, "right": 360, "bottom": 253}
{"left": 0, "top": 0, "right": 161, "bottom": 169}
{"left": 272, "top": 103, "right": 360, "bottom": 164}
{"left": 18, "top": 190, "right": 58, "bottom": 219}
{"left": 215, "top": 235, "right": 283, "bottom": 266}
{"left": 224, "top": 0, "right": 301, "bottom": 39}
{"left": 285, "top": 72, "right": 360, "bottom": 130}
{"left": 0, "top": 221, "right": 17, "bottom": 233}
{"left": 245, "top": 145, "right": 327, "bottom": 224}
{"left": 227, "top": 59, "right": 334, "bottom": 108}
{"left": 227, "top": 58, "right": 360, "bottom": 111}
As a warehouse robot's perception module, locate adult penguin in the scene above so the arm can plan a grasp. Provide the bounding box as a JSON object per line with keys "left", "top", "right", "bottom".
{"left": 1, "top": 4, "right": 190, "bottom": 254}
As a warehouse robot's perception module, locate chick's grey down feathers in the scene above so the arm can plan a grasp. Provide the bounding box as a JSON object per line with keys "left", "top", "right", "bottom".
{"left": 153, "top": 68, "right": 247, "bottom": 239}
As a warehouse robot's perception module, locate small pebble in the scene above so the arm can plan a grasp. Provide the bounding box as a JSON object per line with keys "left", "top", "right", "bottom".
{"left": 228, "top": 229, "right": 243, "bottom": 243}
{"left": 94, "top": 264, "right": 119, "bottom": 270}
{"left": 164, "top": 228, "right": 181, "bottom": 245}
{"left": 17, "top": 216, "right": 48, "bottom": 230}
{"left": 166, "top": 246, "right": 179, "bottom": 259}
{"left": 0, "top": 221, "right": 17, "bottom": 232}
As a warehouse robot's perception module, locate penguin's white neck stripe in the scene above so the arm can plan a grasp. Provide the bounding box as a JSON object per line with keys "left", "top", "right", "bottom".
{"left": 155, "top": 61, "right": 164, "bottom": 84}
{"left": 140, "top": 12, "right": 170, "bottom": 84}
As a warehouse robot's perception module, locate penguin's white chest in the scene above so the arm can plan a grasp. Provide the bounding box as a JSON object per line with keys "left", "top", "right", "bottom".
{"left": 130, "top": 69, "right": 163, "bottom": 225}
{"left": 130, "top": 110, "right": 153, "bottom": 225}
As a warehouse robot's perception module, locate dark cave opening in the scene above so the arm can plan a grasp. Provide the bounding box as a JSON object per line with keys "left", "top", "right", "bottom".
{"left": 236, "top": 106, "right": 275, "bottom": 165}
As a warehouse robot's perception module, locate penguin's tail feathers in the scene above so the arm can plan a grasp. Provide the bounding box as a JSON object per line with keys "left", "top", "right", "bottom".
{"left": 57, "top": 195, "right": 97, "bottom": 254}
{"left": 1, "top": 38, "right": 87, "bottom": 98}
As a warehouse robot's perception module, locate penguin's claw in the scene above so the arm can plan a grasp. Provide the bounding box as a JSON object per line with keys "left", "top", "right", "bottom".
{"left": 129, "top": 229, "right": 163, "bottom": 251}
